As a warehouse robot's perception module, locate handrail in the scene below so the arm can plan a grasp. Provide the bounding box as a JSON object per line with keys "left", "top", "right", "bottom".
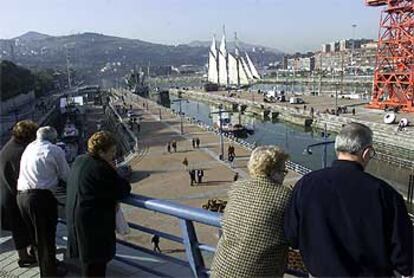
{"left": 119, "top": 193, "right": 309, "bottom": 277}
{"left": 123, "top": 193, "right": 221, "bottom": 227}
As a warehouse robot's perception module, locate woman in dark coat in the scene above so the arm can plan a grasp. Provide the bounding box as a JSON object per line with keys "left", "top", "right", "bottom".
{"left": 0, "top": 120, "right": 38, "bottom": 267}
{"left": 66, "top": 131, "right": 131, "bottom": 277}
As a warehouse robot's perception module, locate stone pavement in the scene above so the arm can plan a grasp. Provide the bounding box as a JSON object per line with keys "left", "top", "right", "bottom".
{"left": 113, "top": 91, "right": 302, "bottom": 264}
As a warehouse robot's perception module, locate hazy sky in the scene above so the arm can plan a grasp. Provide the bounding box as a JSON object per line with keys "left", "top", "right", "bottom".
{"left": 0, "top": 0, "right": 382, "bottom": 52}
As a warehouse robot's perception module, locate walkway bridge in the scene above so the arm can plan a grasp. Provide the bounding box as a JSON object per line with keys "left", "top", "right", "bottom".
{"left": 0, "top": 193, "right": 308, "bottom": 277}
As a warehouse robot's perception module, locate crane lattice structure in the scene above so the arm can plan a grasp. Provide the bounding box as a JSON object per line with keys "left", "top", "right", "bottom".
{"left": 366, "top": 0, "right": 414, "bottom": 112}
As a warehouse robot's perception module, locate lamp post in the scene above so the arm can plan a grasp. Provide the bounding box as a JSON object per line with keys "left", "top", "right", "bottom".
{"left": 172, "top": 98, "right": 188, "bottom": 135}
{"left": 210, "top": 104, "right": 232, "bottom": 160}
{"left": 303, "top": 124, "right": 335, "bottom": 168}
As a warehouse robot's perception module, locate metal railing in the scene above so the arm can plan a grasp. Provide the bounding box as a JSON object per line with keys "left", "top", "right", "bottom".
{"left": 113, "top": 193, "right": 308, "bottom": 277}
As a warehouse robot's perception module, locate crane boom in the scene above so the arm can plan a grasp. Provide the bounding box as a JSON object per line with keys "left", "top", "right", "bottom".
{"left": 366, "top": 0, "right": 387, "bottom": 6}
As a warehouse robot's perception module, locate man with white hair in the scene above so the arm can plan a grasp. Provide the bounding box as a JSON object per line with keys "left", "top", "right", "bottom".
{"left": 17, "top": 126, "right": 70, "bottom": 277}
{"left": 284, "top": 122, "right": 413, "bottom": 277}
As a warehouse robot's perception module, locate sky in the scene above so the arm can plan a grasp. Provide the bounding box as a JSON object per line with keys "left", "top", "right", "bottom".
{"left": 0, "top": 0, "right": 382, "bottom": 53}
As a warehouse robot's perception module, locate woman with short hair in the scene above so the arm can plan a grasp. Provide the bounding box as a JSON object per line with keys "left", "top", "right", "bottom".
{"left": 0, "top": 120, "right": 38, "bottom": 267}
{"left": 211, "top": 146, "right": 292, "bottom": 278}
{"left": 66, "top": 131, "right": 131, "bottom": 277}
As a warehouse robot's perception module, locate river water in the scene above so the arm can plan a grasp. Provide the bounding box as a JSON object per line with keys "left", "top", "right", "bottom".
{"left": 169, "top": 96, "right": 337, "bottom": 171}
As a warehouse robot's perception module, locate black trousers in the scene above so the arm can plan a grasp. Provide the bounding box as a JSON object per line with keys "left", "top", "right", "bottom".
{"left": 17, "top": 189, "right": 58, "bottom": 277}
{"left": 2, "top": 201, "right": 32, "bottom": 250}
{"left": 81, "top": 262, "right": 107, "bottom": 277}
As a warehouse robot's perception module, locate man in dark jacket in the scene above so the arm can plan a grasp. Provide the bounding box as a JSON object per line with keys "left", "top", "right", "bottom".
{"left": 284, "top": 123, "right": 413, "bottom": 277}
{"left": 0, "top": 120, "right": 38, "bottom": 267}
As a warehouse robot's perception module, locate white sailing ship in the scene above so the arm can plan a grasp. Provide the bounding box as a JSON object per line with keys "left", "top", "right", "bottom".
{"left": 207, "top": 31, "right": 261, "bottom": 89}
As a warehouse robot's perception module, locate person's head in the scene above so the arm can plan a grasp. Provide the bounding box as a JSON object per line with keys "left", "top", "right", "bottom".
{"left": 12, "top": 120, "right": 39, "bottom": 144}
{"left": 36, "top": 126, "right": 58, "bottom": 143}
{"left": 87, "top": 131, "right": 117, "bottom": 165}
{"left": 248, "top": 145, "right": 289, "bottom": 184}
{"left": 335, "top": 122, "right": 375, "bottom": 169}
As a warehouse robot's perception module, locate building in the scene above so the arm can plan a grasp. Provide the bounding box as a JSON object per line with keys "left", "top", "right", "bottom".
{"left": 315, "top": 41, "right": 377, "bottom": 73}
{"left": 322, "top": 44, "right": 331, "bottom": 53}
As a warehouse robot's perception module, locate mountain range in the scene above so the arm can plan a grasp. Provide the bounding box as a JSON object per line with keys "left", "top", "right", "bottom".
{"left": 0, "top": 31, "right": 283, "bottom": 80}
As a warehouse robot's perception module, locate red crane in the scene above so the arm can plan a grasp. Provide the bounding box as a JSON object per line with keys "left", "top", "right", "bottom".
{"left": 366, "top": 0, "right": 414, "bottom": 112}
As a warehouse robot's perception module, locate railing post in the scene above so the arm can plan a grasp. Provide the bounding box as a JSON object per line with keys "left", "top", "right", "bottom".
{"left": 179, "top": 219, "right": 207, "bottom": 278}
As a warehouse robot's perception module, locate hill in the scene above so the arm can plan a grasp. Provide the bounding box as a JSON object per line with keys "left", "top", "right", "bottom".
{"left": 187, "top": 40, "right": 283, "bottom": 54}
{"left": 0, "top": 32, "right": 283, "bottom": 82}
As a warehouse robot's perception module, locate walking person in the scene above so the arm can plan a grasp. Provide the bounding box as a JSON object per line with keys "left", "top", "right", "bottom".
{"left": 17, "top": 126, "right": 70, "bottom": 277}
{"left": 171, "top": 140, "right": 177, "bottom": 153}
{"left": 192, "top": 138, "right": 196, "bottom": 149}
{"left": 284, "top": 123, "right": 413, "bottom": 277}
{"left": 211, "top": 146, "right": 291, "bottom": 278}
{"left": 228, "top": 154, "right": 235, "bottom": 168}
{"left": 166, "top": 142, "right": 171, "bottom": 153}
{"left": 233, "top": 172, "right": 239, "bottom": 182}
{"left": 0, "top": 120, "right": 38, "bottom": 267}
{"left": 66, "top": 131, "right": 131, "bottom": 277}
{"left": 182, "top": 157, "right": 189, "bottom": 169}
{"left": 196, "top": 137, "right": 200, "bottom": 148}
{"left": 188, "top": 169, "right": 196, "bottom": 186}
{"left": 228, "top": 144, "right": 235, "bottom": 160}
{"left": 197, "top": 169, "right": 204, "bottom": 184}
{"left": 151, "top": 235, "right": 161, "bottom": 253}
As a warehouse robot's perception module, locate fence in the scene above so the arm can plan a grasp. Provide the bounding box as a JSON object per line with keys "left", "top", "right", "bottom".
{"left": 115, "top": 193, "right": 308, "bottom": 277}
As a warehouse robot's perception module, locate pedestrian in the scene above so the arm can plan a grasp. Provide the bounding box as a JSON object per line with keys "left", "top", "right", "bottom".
{"left": 182, "top": 157, "right": 189, "bottom": 168}
{"left": 0, "top": 120, "right": 38, "bottom": 267}
{"left": 167, "top": 142, "right": 171, "bottom": 153}
{"left": 228, "top": 154, "right": 235, "bottom": 168}
{"left": 197, "top": 169, "right": 204, "bottom": 183}
{"left": 172, "top": 140, "right": 177, "bottom": 153}
{"left": 211, "top": 146, "right": 291, "bottom": 278}
{"left": 233, "top": 172, "right": 239, "bottom": 182}
{"left": 228, "top": 144, "right": 235, "bottom": 159}
{"left": 196, "top": 137, "right": 200, "bottom": 148}
{"left": 66, "top": 131, "right": 131, "bottom": 277}
{"left": 17, "top": 126, "right": 70, "bottom": 277}
{"left": 151, "top": 235, "right": 161, "bottom": 253}
{"left": 352, "top": 108, "right": 356, "bottom": 116}
{"left": 284, "top": 123, "right": 413, "bottom": 277}
{"left": 189, "top": 169, "right": 196, "bottom": 186}
{"left": 192, "top": 138, "right": 196, "bottom": 149}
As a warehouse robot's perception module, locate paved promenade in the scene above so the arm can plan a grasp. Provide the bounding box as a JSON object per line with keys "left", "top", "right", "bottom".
{"left": 113, "top": 91, "right": 302, "bottom": 261}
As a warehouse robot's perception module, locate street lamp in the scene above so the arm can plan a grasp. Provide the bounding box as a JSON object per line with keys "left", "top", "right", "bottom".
{"left": 210, "top": 104, "right": 232, "bottom": 160}
{"left": 171, "top": 98, "right": 188, "bottom": 135}
{"left": 303, "top": 124, "right": 335, "bottom": 168}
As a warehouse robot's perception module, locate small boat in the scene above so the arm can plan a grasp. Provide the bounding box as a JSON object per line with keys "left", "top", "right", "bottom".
{"left": 212, "top": 112, "right": 254, "bottom": 138}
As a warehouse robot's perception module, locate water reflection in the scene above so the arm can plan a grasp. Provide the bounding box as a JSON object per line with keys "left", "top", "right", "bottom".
{"left": 168, "top": 96, "right": 336, "bottom": 170}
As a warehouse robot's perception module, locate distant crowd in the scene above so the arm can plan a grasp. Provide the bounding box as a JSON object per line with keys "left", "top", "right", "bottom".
{"left": 0, "top": 119, "right": 412, "bottom": 278}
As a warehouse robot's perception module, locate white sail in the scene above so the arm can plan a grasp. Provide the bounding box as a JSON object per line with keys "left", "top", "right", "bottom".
{"left": 245, "top": 52, "right": 261, "bottom": 79}
{"left": 238, "top": 58, "right": 250, "bottom": 85}
{"left": 241, "top": 56, "right": 254, "bottom": 80}
{"left": 207, "top": 37, "right": 218, "bottom": 84}
{"left": 228, "top": 53, "right": 239, "bottom": 85}
{"left": 218, "top": 35, "right": 228, "bottom": 86}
